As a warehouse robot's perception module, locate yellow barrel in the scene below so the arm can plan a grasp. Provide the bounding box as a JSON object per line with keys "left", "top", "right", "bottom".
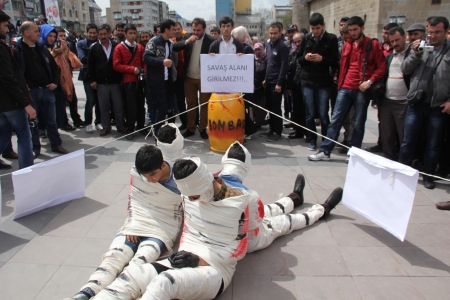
{"left": 208, "top": 93, "right": 245, "bottom": 152}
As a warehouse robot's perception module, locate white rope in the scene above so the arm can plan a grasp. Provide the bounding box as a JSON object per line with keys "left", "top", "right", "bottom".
{"left": 243, "top": 98, "right": 450, "bottom": 183}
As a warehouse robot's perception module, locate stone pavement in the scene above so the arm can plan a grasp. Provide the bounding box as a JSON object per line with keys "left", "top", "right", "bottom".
{"left": 1, "top": 76, "right": 450, "bottom": 300}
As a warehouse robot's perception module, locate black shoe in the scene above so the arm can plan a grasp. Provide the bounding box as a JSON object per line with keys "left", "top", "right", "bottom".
{"left": 179, "top": 124, "right": 187, "bottom": 131}
{"left": 63, "top": 124, "right": 76, "bottom": 131}
{"left": 320, "top": 187, "right": 343, "bottom": 220}
{"left": 200, "top": 130, "right": 209, "bottom": 139}
{"left": 338, "top": 147, "right": 349, "bottom": 154}
{"left": 33, "top": 152, "right": 40, "bottom": 159}
{"left": 52, "top": 146, "right": 69, "bottom": 154}
{"left": 284, "top": 123, "right": 294, "bottom": 128}
{"left": 423, "top": 175, "right": 435, "bottom": 189}
{"left": 292, "top": 174, "right": 305, "bottom": 207}
{"left": 182, "top": 130, "right": 195, "bottom": 138}
{"left": 287, "top": 132, "right": 303, "bottom": 139}
{"left": 0, "top": 159, "right": 11, "bottom": 169}
{"left": 365, "top": 144, "right": 382, "bottom": 153}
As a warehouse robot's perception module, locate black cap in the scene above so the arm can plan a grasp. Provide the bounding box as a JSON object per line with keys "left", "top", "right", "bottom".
{"left": 286, "top": 24, "right": 298, "bottom": 31}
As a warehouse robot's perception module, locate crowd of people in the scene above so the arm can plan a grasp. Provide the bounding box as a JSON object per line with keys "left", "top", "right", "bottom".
{"left": 1, "top": 10, "right": 450, "bottom": 194}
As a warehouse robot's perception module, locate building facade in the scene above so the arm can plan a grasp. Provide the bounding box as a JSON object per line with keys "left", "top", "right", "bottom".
{"left": 2, "top": 0, "right": 43, "bottom": 25}
{"left": 216, "top": 0, "right": 234, "bottom": 23}
{"left": 115, "top": 0, "right": 160, "bottom": 31}
{"left": 271, "top": 4, "right": 293, "bottom": 25}
{"left": 158, "top": 0, "right": 169, "bottom": 22}
{"left": 291, "top": 0, "right": 450, "bottom": 40}
{"left": 235, "top": 14, "right": 268, "bottom": 39}
{"left": 168, "top": 10, "right": 192, "bottom": 33}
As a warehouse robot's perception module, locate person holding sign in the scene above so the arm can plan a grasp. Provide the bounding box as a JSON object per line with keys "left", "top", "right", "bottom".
{"left": 209, "top": 16, "right": 244, "bottom": 54}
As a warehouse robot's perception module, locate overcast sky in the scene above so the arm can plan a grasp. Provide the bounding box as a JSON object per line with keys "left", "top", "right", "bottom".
{"left": 95, "top": 0, "right": 289, "bottom": 20}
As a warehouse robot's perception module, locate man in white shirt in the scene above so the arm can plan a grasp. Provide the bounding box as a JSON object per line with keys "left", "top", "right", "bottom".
{"left": 379, "top": 26, "right": 411, "bottom": 160}
{"left": 209, "top": 16, "right": 244, "bottom": 54}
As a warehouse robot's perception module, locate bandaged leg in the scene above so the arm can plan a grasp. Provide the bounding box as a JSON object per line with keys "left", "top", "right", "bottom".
{"left": 94, "top": 238, "right": 164, "bottom": 300}
{"left": 141, "top": 264, "right": 223, "bottom": 300}
{"left": 76, "top": 235, "right": 136, "bottom": 299}
{"left": 248, "top": 204, "right": 324, "bottom": 253}
{"left": 264, "top": 196, "right": 294, "bottom": 217}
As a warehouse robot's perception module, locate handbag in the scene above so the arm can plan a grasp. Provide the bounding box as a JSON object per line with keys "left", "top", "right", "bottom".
{"left": 361, "top": 38, "right": 386, "bottom": 101}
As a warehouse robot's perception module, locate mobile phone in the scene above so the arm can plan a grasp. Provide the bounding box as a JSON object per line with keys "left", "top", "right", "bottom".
{"left": 56, "top": 40, "right": 61, "bottom": 48}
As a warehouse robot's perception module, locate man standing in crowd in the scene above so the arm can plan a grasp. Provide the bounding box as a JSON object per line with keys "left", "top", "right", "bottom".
{"left": 139, "top": 30, "right": 152, "bottom": 47}
{"left": 298, "top": 13, "right": 339, "bottom": 151}
{"left": 209, "top": 17, "right": 244, "bottom": 54}
{"left": 285, "top": 24, "right": 299, "bottom": 53}
{"left": 173, "top": 18, "right": 215, "bottom": 139}
{"left": 77, "top": 23, "right": 102, "bottom": 133}
{"left": 88, "top": 24, "right": 126, "bottom": 137}
{"left": 365, "top": 21, "right": 399, "bottom": 153}
{"left": 399, "top": 16, "right": 450, "bottom": 190}
{"left": 173, "top": 21, "right": 187, "bottom": 130}
{"left": 13, "top": 22, "right": 68, "bottom": 157}
{"left": 309, "top": 16, "right": 385, "bottom": 161}
{"left": 113, "top": 24, "right": 146, "bottom": 140}
{"left": 259, "top": 22, "right": 289, "bottom": 142}
{"left": 407, "top": 23, "right": 426, "bottom": 44}
{"left": 378, "top": 27, "right": 411, "bottom": 161}
{"left": 286, "top": 31, "right": 306, "bottom": 140}
{"left": 331, "top": 17, "right": 349, "bottom": 111}
{"left": 210, "top": 26, "right": 220, "bottom": 39}
{"left": 144, "top": 19, "right": 177, "bottom": 137}
{"left": 114, "top": 23, "right": 125, "bottom": 43}
{"left": 0, "top": 10, "right": 36, "bottom": 169}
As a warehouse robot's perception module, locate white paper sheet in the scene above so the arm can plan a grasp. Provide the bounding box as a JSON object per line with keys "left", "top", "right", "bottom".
{"left": 343, "top": 147, "right": 419, "bottom": 241}
{"left": 12, "top": 149, "right": 85, "bottom": 219}
{"left": 200, "top": 54, "right": 254, "bottom": 93}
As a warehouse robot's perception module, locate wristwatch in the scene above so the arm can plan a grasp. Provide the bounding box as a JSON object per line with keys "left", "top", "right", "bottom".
{"left": 367, "top": 80, "right": 373, "bottom": 85}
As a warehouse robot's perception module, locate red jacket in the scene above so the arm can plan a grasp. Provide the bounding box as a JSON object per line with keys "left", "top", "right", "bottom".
{"left": 338, "top": 36, "right": 386, "bottom": 90}
{"left": 112, "top": 42, "right": 145, "bottom": 84}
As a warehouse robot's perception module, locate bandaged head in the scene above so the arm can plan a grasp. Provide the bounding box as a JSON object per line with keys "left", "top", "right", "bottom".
{"left": 174, "top": 157, "right": 215, "bottom": 202}
{"left": 157, "top": 123, "right": 184, "bottom": 162}
{"left": 221, "top": 141, "right": 251, "bottom": 183}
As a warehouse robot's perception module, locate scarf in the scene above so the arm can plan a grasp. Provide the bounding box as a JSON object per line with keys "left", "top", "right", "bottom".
{"left": 254, "top": 42, "right": 265, "bottom": 59}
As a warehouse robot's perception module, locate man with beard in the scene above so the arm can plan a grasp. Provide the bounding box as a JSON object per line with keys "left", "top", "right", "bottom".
{"left": 309, "top": 16, "right": 385, "bottom": 162}
{"left": 114, "top": 23, "right": 125, "bottom": 43}
{"left": 139, "top": 30, "right": 152, "bottom": 47}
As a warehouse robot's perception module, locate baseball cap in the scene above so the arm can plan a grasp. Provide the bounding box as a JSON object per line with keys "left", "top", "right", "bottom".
{"left": 406, "top": 23, "right": 426, "bottom": 32}
{"left": 286, "top": 24, "right": 298, "bottom": 31}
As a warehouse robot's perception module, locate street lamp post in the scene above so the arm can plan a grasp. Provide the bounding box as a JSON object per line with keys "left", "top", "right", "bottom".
{"left": 132, "top": 11, "right": 139, "bottom": 25}
{"left": 389, "top": 15, "right": 406, "bottom": 27}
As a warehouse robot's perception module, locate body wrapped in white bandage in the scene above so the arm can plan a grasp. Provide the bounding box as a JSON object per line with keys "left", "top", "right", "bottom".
{"left": 220, "top": 141, "right": 251, "bottom": 183}
{"left": 157, "top": 123, "right": 184, "bottom": 162}
{"left": 78, "top": 168, "right": 183, "bottom": 299}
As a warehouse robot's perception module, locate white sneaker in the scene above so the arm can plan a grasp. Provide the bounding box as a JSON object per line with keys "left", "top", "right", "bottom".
{"left": 308, "top": 151, "right": 331, "bottom": 161}
{"left": 244, "top": 134, "right": 252, "bottom": 140}
{"left": 96, "top": 124, "right": 103, "bottom": 131}
{"left": 85, "top": 124, "right": 94, "bottom": 133}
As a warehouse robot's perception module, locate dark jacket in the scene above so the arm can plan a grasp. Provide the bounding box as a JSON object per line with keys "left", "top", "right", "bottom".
{"left": 298, "top": 31, "right": 339, "bottom": 86}
{"left": 286, "top": 47, "right": 302, "bottom": 90}
{"left": 0, "top": 40, "right": 32, "bottom": 113}
{"left": 383, "top": 46, "right": 412, "bottom": 89}
{"left": 255, "top": 55, "right": 268, "bottom": 90}
{"left": 172, "top": 33, "right": 215, "bottom": 78}
{"left": 209, "top": 37, "right": 245, "bottom": 54}
{"left": 402, "top": 42, "right": 450, "bottom": 107}
{"left": 87, "top": 41, "right": 123, "bottom": 85}
{"left": 265, "top": 38, "right": 289, "bottom": 86}
{"left": 76, "top": 38, "right": 97, "bottom": 81}
{"left": 143, "top": 35, "right": 175, "bottom": 87}
{"left": 13, "top": 39, "right": 60, "bottom": 86}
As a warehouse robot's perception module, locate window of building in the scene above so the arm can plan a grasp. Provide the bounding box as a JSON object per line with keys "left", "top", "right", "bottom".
{"left": 76, "top": 11, "right": 78, "bottom": 18}
{"left": 431, "top": 0, "right": 441, "bottom": 3}
{"left": 69, "top": 9, "right": 72, "bottom": 17}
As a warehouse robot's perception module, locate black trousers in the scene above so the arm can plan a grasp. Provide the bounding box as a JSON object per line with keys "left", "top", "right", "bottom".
{"left": 291, "top": 83, "right": 306, "bottom": 137}
{"left": 265, "top": 83, "right": 283, "bottom": 135}
{"left": 124, "top": 81, "right": 146, "bottom": 132}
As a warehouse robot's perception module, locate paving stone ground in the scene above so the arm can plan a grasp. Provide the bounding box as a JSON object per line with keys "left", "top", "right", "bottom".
{"left": 1, "top": 74, "right": 450, "bottom": 300}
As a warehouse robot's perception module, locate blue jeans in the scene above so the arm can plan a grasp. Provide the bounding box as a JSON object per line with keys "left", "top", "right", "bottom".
{"left": 30, "top": 87, "right": 62, "bottom": 152}
{"left": 320, "top": 88, "right": 370, "bottom": 153}
{"left": 117, "top": 234, "right": 167, "bottom": 254}
{"left": 0, "top": 109, "right": 33, "bottom": 169}
{"left": 149, "top": 81, "right": 171, "bottom": 135}
{"left": 83, "top": 81, "right": 101, "bottom": 125}
{"left": 398, "top": 103, "right": 447, "bottom": 174}
{"left": 301, "top": 84, "right": 330, "bottom": 142}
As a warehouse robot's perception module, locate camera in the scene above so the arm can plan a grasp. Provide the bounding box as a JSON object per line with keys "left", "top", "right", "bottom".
{"left": 417, "top": 40, "right": 434, "bottom": 52}
{"left": 138, "top": 68, "right": 145, "bottom": 81}
{"left": 55, "top": 40, "right": 61, "bottom": 48}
